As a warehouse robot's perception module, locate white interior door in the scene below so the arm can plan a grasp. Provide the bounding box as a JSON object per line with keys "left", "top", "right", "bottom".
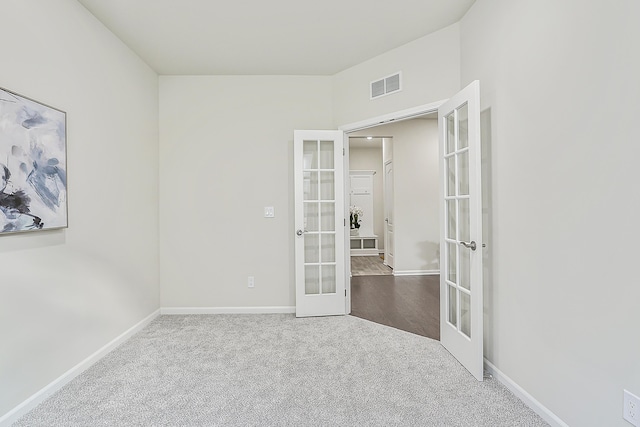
{"left": 438, "top": 81, "right": 484, "bottom": 381}
{"left": 384, "top": 160, "right": 394, "bottom": 269}
{"left": 294, "top": 130, "right": 346, "bottom": 317}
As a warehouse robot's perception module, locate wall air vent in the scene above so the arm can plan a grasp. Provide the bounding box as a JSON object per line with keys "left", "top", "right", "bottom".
{"left": 370, "top": 72, "right": 402, "bottom": 100}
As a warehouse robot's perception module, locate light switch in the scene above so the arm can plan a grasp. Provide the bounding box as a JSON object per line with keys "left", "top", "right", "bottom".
{"left": 264, "top": 206, "right": 275, "bottom": 218}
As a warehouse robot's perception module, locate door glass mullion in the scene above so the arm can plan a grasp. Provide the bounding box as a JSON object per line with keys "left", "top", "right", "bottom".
{"left": 453, "top": 108, "right": 463, "bottom": 332}
{"left": 318, "top": 138, "right": 337, "bottom": 296}
{"left": 317, "top": 140, "right": 322, "bottom": 294}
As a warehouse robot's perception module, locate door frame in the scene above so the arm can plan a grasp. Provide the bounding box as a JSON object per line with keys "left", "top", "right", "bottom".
{"left": 383, "top": 159, "right": 393, "bottom": 269}
{"left": 339, "top": 99, "right": 447, "bottom": 315}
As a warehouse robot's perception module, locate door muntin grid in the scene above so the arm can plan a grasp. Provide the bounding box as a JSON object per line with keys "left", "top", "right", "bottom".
{"left": 444, "top": 103, "right": 473, "bottom": 339}
{"left": 303, "top": 139, "right": 337, "bottom": 295}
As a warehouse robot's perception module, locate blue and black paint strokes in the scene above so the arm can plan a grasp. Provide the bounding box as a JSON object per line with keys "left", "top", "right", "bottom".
{"left": 0, "top": 88, "right": 67, "bottom": 233}
{"left": 0, "top": 164, "right": 43, "bottom": 232}
{"left": 21, "top": 109, "right": 48, "bottom": 129}
{"left": 27, "top": 150, "right": 67, "bottom": 211}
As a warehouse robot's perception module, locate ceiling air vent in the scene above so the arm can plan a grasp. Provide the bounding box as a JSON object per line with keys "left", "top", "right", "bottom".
{"left": 370, "top": 72, "right": 402, "bottom": 99}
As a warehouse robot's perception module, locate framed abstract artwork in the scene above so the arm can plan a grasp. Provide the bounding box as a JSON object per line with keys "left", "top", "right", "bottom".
{"left": 0, "top": 87, "right": 67, "bottom": 234}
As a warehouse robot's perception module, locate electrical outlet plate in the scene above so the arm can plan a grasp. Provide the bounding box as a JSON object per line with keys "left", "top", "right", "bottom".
{"left": 264, "top": 206, "right": 275, "bottom": 218}
{"left": 625, "top": 389, "right": 640, "bottom": 426}
{"left": 248, "top": 276, "right": 255, "bottom": 288}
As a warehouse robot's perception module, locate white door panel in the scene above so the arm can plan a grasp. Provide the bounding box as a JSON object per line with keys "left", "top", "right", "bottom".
{"left": 438, "top": 81, "right": 484, "bottom": 380}
{"left": 294, "top": 130, "right": 346, "bottom": 317}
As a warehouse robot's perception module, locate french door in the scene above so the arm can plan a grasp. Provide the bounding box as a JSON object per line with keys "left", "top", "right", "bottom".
{"left": 439, "top": 80, "right": 484, "bottom": 381}
{"left": 294, "top": 130, "right": 346, "bottom": 317}
{"left": 293, "top": 84, "right": 484, "bottom": 382}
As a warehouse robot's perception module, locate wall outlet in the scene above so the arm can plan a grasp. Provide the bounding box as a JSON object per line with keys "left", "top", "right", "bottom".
{"left": 264, "top": 206, "right": 275, "bottom": 218}
{"left": 248, "top": 276, "right": 255, "bottom": 288}
{"left": 625, "top": 389, "right": 640, "bottom": 426}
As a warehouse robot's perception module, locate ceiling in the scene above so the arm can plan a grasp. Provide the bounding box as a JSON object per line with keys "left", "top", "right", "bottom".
{"left": 76, "top": 0, "right": 476, "bottom": 75}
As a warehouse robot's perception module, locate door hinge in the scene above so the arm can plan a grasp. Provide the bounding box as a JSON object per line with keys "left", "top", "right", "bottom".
{"left": 345, "top": 289, "right": 347, "bottom": 297}
{"left": 344, "top": 218, "right": 346, "bottom": 227}
{"left": 343, "top": 148, "right": 345, "bottom": 156}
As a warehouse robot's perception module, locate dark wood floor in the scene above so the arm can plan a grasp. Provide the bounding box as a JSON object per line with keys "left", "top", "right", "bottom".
{"left": 350, "top": 274, "right": 440, "bottom": 340}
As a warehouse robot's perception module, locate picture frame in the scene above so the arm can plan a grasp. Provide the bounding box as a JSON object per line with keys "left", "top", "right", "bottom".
{"left": 0, "top": 87, "right": 67, "bottom": 234}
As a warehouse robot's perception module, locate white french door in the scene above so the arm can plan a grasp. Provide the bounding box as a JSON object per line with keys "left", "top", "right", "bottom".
{"left": 294, "top": 130, "right": 346, "bottom": 317}
{"left": 438, "top": 81, "right": 484, "bottom": 381}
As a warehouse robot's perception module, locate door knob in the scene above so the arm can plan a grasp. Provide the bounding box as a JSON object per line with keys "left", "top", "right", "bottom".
{"left": 459, "top": 240, "right": 477, "bottom": 251}
{"left": 296, "top": 229, "right": 304, "bottom": 236}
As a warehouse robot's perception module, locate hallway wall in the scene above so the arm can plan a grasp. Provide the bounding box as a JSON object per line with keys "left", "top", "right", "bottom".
{"left": 351, "top": 119, "right": 439, "bottom": 274}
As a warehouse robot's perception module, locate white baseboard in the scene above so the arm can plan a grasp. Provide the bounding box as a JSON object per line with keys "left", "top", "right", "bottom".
{"left": 484, "top": 359, "right": 568, "bottom": 427}
{"left": 0, "top": 309, "right": 160, "bottom": 427}
{"left": 393, "top": 270, "right": 440, "bottom": 276}
{"left": 350, "top": 251, "right": 379, "bottom": 256}
{"left": 161, "top": 306, "right": 296, "bottom": 315}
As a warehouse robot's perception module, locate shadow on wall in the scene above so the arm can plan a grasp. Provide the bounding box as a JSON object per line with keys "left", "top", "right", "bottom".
{"left": 417, "top": 240, "right": 440, "bottom": 271}
{"left": 480, "top": 106, "right": 493, "bottom": 358}
{"left": 0, "top": 228, "right": 66, "bottom": 253}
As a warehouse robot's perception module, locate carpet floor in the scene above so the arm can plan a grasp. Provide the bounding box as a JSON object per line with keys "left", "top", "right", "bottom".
{"left": 14, "top": 315, "right": 548, "bottom": 426}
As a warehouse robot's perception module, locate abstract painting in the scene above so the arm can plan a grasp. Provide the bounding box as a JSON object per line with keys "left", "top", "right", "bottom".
{"left": 0, "top": 87, "right": 67, "bottom": 234}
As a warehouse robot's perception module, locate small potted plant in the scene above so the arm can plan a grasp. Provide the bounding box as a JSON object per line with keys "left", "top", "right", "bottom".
{"left": 350, "top": 205, "right": 363, "bottom": 235}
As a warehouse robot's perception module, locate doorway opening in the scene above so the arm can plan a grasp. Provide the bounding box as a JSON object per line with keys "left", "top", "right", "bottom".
{"left": 346, "top": 114, "right": 441, "bottom": 340}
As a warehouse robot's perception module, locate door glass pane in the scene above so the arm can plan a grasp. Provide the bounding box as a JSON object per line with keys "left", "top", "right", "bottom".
{"left": 320, "top": 203, "right": 335, "bottom": 231}
{"left": 304, "top": 171, "right": 318, "bottom": 200}
{"left": 459, "top": 198, "right": 470, "bottom": 243}
{"left": 448, "top": 285, "right": 457, "bottom": 326}
{"left": 321, "top": 265, "right": 336, "bottom": 294}
{"left": 305, "top": 265, "right": 320, "bottom": 295}
{"left": 446, "top": 113, "right": 455, "bottom": 154}
{"left": 458, "top": 151, "right": 469, "bottom": 196}
{"left": 447, "top": 242, "right": 457, "bottom": 283}
{"left": 304, "top": 233, "right": 319, "bottom": 263}
{"left": 319, "top": 140, "right": 334, "bottom": 169}
{"left": 350, "top": 239, "right": 360, "bottom": 250}
{"left": 457, "top": 103, "right": 469, "bottom": 149}
{"left": 321, "top": 234, "right": 335, "bottom": 262}
{"left": 460, "top": 245, "right": 470, "bottom": 291}
{"left": 447, "top": 156, "right": 456, "bottom": 197}
{"left": 460, "top": 292, "right": 471, "bottom": 338}
{"left": 447, "top": 199, "right": 456, "bottom": 239}
{"left": 304, "top": 203, "right": 319, "bottom": 232}
{"left": 303, "top": 140, "right": 318, "bottom": 169}
{"left": 320, "top": 172, "right": 335, "bottom": 200}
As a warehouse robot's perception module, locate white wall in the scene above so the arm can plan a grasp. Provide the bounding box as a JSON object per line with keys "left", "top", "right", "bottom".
{"left": 333, "top": 24, "right": 460, "bottom": 127}
{"left": 385, "top": 120, "right": 439, "bottom": 274}
{"left": 159, "top": 76, "right": 333, "bottom": 309}
{"left": 461, "top": 0, "right": 640, "bottom": 425}
{"left": 0, "top": 0, "right": 159, "bottom": 418}
{"left": 351, "top": 119, "right": 439, "bottom": 273}
{"left": 349, "top": 145, "right": 384, "bottom": 249}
